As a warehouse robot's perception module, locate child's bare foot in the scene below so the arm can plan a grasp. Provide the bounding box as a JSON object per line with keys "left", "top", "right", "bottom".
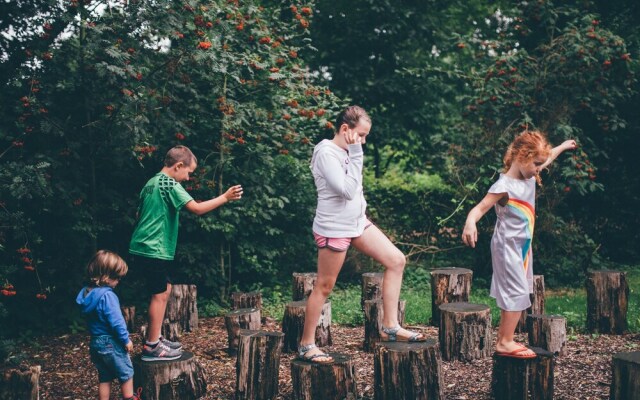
{"left": 496, "top": 341, "right": 536, "bottom": 358}
{"left": 381, "top": 325, "right": 427, "bottom": 342}
{"left": 298, "top": 343, "right": 333, "bottom": 363}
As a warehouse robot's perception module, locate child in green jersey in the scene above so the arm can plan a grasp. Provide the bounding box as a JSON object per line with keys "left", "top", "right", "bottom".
{"left": 129, "top": 145, "right": 243, "bottom": 361}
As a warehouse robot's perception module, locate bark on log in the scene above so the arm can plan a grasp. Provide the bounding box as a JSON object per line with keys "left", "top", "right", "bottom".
{"left": 363, "top": 299, "right": 406, "bottom": 352}
{"left": 361, "top": 272, "right": 384, "bottom": 310}
{"left": 282, "top": 300, "right": 332, "bottom": 353}
{"left": 491, "top": 347, "right": 554, "bottom": 400}
{"left": 438, "top": 302, "right": 492, "bottom": 361}
{"left": 235, "top": 329, "right": 284, "bottom": 400}
{"left": 610, "top": 351, "right": 640, "bottom": 400}
{"left": 132, "top": 351, "right": 207, "bottom": 400}
{"left": 586, "top": 270, "right": 629, "bottom": 334}
{"left": 143, "top": 284, "right": 198, "bottom": 341}
{"left": 373, "top": 339, "right": 444, "bottom": 400}
{"left": 516, "top": 275, "right": 545, "bottom": 333}
{"left": 225, "top": 308, "right": 261, "bottom": 352}
{"left": 429, "top": 268, "right": 472, "bottom": 326}
{"left": 527, "top": 314, "right": 566, "bottom": 356}
{"left": 231, "top": 291, "right": 262, "bottom": 310}
{"left": 121, "top": 306, "right": 136, "bottom": 333}
{"left": 0, "top": 365, "right": 40, "bottom": 400}
{"left": 290, "top": 353, "right": 357, "bottom": 400}
{"left": 292, "top": 273, "right": 317, "bottom": 301}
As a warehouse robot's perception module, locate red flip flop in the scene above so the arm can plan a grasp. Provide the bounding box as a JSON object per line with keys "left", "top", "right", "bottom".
{"left": 496, "top": 347, "right": 537, "bottom": 359}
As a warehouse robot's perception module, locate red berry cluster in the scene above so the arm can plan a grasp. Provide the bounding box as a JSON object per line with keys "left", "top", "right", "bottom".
{"left": 1, "top": 284, "right": 16, "bottom": 297}
{"left": 17, "top": 247, "right": 35, "bottom": 271}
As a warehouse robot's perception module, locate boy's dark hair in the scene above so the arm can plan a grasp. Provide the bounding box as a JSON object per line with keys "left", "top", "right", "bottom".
{"left": 164, "top": 145, "right": 197, "bottom": 167}
{"left": 334, "top": 105, "right": 371, "bottom": 131}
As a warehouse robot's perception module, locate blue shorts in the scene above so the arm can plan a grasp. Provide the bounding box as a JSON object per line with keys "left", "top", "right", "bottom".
{"left": 90, "top": 335, "right": 134, "bottom": 383}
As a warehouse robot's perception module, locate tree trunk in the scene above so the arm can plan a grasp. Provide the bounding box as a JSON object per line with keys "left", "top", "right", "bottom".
{"left": 0, "top": 365, "right": 40, "bottom": 400}
{"left": 121, "top": 306, "right": 136, "bottom": 333}
{"left": 230, "top": 291, "right": 262, "bottom": 310}
{"left": 429, "top": 268, "right": 472, "bottom": 326}
{"left": 292, "top": 273, "right": 317, "bottom": 301}
{"left": 235, "top": 329, "right": 284, "bottom": 400}
{"left": 516, "top": 275, "right": 545, "bottom": 333}
{"left": 165, "top": 284, "right": 198, "bottom": 340}
{"left": 438, "top": 302, "right": 492, "bottom": 361}
{"left": 363, "top": 299, "right": 406, "bottom": 352}
{"left": 225, "top": 308, "right": 261, "bottom": 352}
{"left": 373, "top": 339, "right": 444, "bottom": 400}
{"left": 526, "top": 314, "right": 566, "bottom": 356}
{"left": 282, "top": 300, "right": 332, "bottom": 353}
{"left": 361, "top": 272, "right": 384, "bottom": 310}
{"left": 290, "top": 353, "right": 357, "bottom": 400}
{"left": 586, "top": 270, "right": 629, "bottom": 334}
{"left": 491, "top": 347, "right": 554, "bottom": 400}
{"left": 132, "top": 351, "right": 207, "bottom": 400}
{"left": 610, "top": 351, "right": 640, "bottom": 400}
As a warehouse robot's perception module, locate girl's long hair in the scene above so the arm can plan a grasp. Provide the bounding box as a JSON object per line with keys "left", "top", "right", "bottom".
{"left": 503, "top": 130, "right": 552, "bottom": 185}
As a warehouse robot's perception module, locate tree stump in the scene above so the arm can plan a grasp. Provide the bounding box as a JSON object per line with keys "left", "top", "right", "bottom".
{"left": 491, "top": 347, "right": 554, "bottom": 400}
{"left": 429, "top": 267, "right": 472, "bottom": 326}
{"left": 373, "top": 339, "right": 444, "bottom": 400}
{"left": 290, "top": 353, "right": 357, "bottom": 400}
{"left": 363, "top": 299, "right": 406, "bottom": 352}
{"left": 121, "top": 305, "right": 136, "bottom": 333}
{"left": 516, "top": 274, "right": 545, "bottom": 333}
{"left": 586, "top": 270, "right": 629, "bottom": 334}
{"left": 610, "top": 351, "right": 640, "bottom": 400}
{"left": 231, "top": 291, "right": 262, "bottom": 310}
{"left": 361, "top": 272, "right": 384, "bottom": 310}
{"left": 225, "top": 308, "right": 261, "bottom": 352}
{"left": 282, "top": 300, "right": 332, "bottom": 353}
{"left": 133, "top": 351, "right": 207, "bottom": 400}
{"left": 235, "top": 329, "right": 284, "bottom": 400}
{"left": 292, "top": 273, "right": 317, "bottom": 301}
{"left": 438, "top": 302, "right": 492, "bottom": 361}
{"left": 527, "top": 314, "right": 566, "bottom": 356}
{"left": 0, "top": 365, "right": 40, "bottom": 400}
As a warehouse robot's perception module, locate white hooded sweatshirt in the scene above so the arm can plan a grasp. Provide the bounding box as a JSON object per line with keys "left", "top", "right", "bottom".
{"left": 310, "top": 139, "right": 367, "bottom": 238}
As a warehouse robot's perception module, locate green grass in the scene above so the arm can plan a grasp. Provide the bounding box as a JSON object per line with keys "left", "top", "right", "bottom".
{"left": 256, "top": 264, "right": 640, "bottom": 333}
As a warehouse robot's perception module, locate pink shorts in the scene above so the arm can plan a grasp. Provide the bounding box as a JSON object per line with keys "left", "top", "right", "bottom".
{"left": 313, "top": 221, "right": 373, "bottom": 252}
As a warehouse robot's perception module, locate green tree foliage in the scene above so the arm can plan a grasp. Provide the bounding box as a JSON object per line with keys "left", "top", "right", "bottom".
{"left": 0, "top": 0, "right": 342, "bottom": 334}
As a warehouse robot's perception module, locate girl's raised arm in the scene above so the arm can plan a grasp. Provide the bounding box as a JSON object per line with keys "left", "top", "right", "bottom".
{"left": 540, "top": 139, "right": 577, "bottom": 170}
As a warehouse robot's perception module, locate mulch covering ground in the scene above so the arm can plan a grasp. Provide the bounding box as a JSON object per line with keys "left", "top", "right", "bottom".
{"left": 18, "top": 316, "right": 640, "bottom": 399}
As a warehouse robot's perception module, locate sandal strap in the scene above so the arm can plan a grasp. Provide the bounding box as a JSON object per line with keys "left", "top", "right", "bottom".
{"left": 298, "top": 343, "right": 317, "bottom": 356}
{"left": 382, "top": 325, "right": 401, "bottom": 341}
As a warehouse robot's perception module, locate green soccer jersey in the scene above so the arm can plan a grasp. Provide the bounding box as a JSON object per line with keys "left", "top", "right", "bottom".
{"left": 129, "top": 172, "right": 194, "bottom": 260}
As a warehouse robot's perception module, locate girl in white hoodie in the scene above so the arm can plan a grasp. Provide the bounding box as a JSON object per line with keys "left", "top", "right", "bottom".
{"left": 299, "top": 106, "right": 426, "bottom": 363}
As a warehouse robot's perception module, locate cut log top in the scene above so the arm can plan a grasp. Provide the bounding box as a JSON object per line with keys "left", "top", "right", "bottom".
{"left": 439, "top": 302, "right": 489, "bottom": 313}
{"left": 376, "top": 338, "right": 438, "bottom": 352}
{"left": 293, "top": 272, "right": 318, "bottom": 278}
{"left": 494, "top": 346, "right": 553, "bottom": 359}
{"left": 290, "top": 352, "right": 351, "bottom": 366}
{"left": 286, "top": 300, "right": 308, "bottom": 308}
{"left": 528, "top": 314, "right": 564, "bottom": 320}
{"left": 430, "top": 267, "right": 473, "bottom": 275}
{"left": 239, "top": 329, "right": 284, "bottom": 338}
{"left": 587, "top": 269, "right": 626, "bottom": 275}
{"left": 613, "top": 351, "right": 640, "bottom": 365}
{"left": 226, "top": 308, "right": 259, "bottom": 316}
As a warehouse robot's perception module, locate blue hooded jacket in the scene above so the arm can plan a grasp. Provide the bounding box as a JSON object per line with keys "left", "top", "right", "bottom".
{"left": 76, "top": 286, "right": 130, "bottom": 347}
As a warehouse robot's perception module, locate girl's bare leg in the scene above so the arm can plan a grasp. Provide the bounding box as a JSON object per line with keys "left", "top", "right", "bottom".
{"left": 352, "top": 225, "right": 424, "bottom": 340}
{"left": 496, "top": 310, "right": 535, "bottom": 356}
{"left": 299, "top": 248, "right": 347, "bottom": 361}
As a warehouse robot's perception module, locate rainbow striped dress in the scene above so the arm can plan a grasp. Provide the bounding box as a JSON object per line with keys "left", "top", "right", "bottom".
{"left": 488, "top": 174, "right": 536, "bottom": 311}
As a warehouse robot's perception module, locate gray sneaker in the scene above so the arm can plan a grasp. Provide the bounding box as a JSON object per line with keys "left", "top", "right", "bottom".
{"left": 141, "top": 341, "right": 182, "bottom": 361}
{"left": 159, "top": 336, "right": 182, "bottom": 351}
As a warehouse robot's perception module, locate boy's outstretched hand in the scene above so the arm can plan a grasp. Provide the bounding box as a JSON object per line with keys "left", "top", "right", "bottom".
{"left": 224, "top": 185, "right": 243, "bottom": 201}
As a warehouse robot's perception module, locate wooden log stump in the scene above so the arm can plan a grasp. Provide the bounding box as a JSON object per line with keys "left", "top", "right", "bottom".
{"left": 527, "top": 314, "right": 566, "bottom": 356}
{"left": 438, "top": 302, "right": 492, "bottom": 361}
{"left": 361, "top": 272, "right": 384, "bottom": 310}
{"left": 141, "top": 284, "right": 199, "bottom": 341}
{"left": 121, "top": 305, "right": 136, "bottom": 333}
{"left": 292, "top": 273, "right": 317, "bottom": 301}
{"left": 231, "top": 291, "right": 262, "bottom": 310}
{"left": 290, "top": 353, "right": 357, "bottom": 400}
{"left": 373, "top": 339, "right": 444, "bottom": 400}
{"left": 363, "top": 299, "right": 406, "bottom": 352}
{"left": 491, "top": 347, "right": 554, "bottom": 400}
{"left": 586, "top": 270, "right": 629, "bottom": 334}
{"left": 235, "top": 329, "right": 284, "bottom": 400}
{"left": 429, "top": 267, "right": 472, "bottom": 326}
{"left": 516, "top": 274, "right": 545, "bottom": 333}
{"left": 133, "top": 351, "right": 207, "bottom": 400}
{"left": 225, "top": 308, "right": 261, "bottom": 352}
{"left": 0, "top": 365, "right": 40, "bottom": 400}
{"left": 611, "top": 351, "right": 640, "bottom": 400}
{"left": 282, "top": 300, "right": 331, "bottom": 353}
